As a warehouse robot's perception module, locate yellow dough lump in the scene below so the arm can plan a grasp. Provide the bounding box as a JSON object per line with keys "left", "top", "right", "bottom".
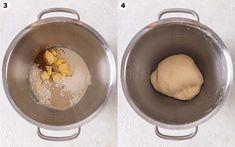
{"left": 150, "top": 54, "right": 204, "bottom": 100}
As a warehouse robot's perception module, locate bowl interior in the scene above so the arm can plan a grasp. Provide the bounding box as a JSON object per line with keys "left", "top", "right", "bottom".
{"left": 124, "top": 22, "right": 230, "bottom": 126}
{"left": 5, "top": 20, "right": 112, "bottom": 127}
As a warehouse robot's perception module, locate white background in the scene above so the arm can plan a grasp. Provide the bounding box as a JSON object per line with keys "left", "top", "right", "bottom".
{"left": 0, "top": 0, "right": 117, "bottom": 147}
{"left": 118, "top": 0, "right": 235, "bottom": 147}
{"left": 1, "top": 0, "right": 235, "bottom": 147}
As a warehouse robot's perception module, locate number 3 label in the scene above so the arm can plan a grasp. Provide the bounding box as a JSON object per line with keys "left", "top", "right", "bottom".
{"left": 119, "top": 1, "right": 128, "bottom": 10}
{"left": 1, "top": 1, "right": 10, "bottom": 10}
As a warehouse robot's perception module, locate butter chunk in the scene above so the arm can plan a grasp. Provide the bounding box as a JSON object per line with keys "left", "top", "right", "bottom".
{"left": 50, "top": 48, "right": 57, "bottom": 56}
{"left": 39, "top": 48, "right": 71, "bottom": 82}
{"left": 43, "top": 50, "right": 55, "bottom": 65}
{"left": 45, "top": 66, "right": 52, "bottom": 76}
{"left": 58, "top": 63, "right": 71, "bottom": 76}
{"left": 55, "top": 58, "right": 66, "bottom": 65}
{"left": 40, "top": 71, "right": 50, "bottom": 81}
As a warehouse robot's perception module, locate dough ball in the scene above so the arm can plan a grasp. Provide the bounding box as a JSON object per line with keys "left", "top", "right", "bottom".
{"left": 150, "top": 54, "right": 204, "bottom": 100}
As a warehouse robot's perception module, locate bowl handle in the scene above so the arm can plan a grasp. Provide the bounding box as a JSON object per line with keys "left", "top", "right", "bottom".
{"left": 155, "top": 126, "right": 198, "bottom": 140}
{"left": 158, "top": 8, "right": 200, "bottom": 22}
{"left": 38, "top": 8, "right": 80, "bottom": 20}
{"left": 37, "top": 127, "right": 81, "bottom": 141}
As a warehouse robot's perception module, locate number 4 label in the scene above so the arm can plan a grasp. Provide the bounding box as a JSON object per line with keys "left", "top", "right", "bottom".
{"left": 119, "top": 1, "right": 128, "bottom": 10}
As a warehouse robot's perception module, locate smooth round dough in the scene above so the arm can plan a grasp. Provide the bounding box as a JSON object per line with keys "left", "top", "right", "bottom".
{"left": 150, "top": 54, "right": 204, "bottom": 100}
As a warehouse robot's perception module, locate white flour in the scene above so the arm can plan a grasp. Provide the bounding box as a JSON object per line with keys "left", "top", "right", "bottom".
{"left": 59, "top": 47, "right": 92, "bottom": 106}
{"left": 29, "top": 65, "right": 51, "bottom": 105}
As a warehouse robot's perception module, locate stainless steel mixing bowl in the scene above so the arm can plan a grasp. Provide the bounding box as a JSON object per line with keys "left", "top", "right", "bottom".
{"left": 121, "top": 8, "right": 233, "bottom": 140}
{"left": 2, "top": 8, "right": 116, "bottom": 141}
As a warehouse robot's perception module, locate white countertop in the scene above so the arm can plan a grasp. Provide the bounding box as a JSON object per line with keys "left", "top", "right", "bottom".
{"left": 1, "top": 0, "right": 235, "bottom": 146}
{"left": 118, "top": 0, "right": 235, "bottom": 146}
{"left": 0, "top": 0, "right": 117, "bottom": 147}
